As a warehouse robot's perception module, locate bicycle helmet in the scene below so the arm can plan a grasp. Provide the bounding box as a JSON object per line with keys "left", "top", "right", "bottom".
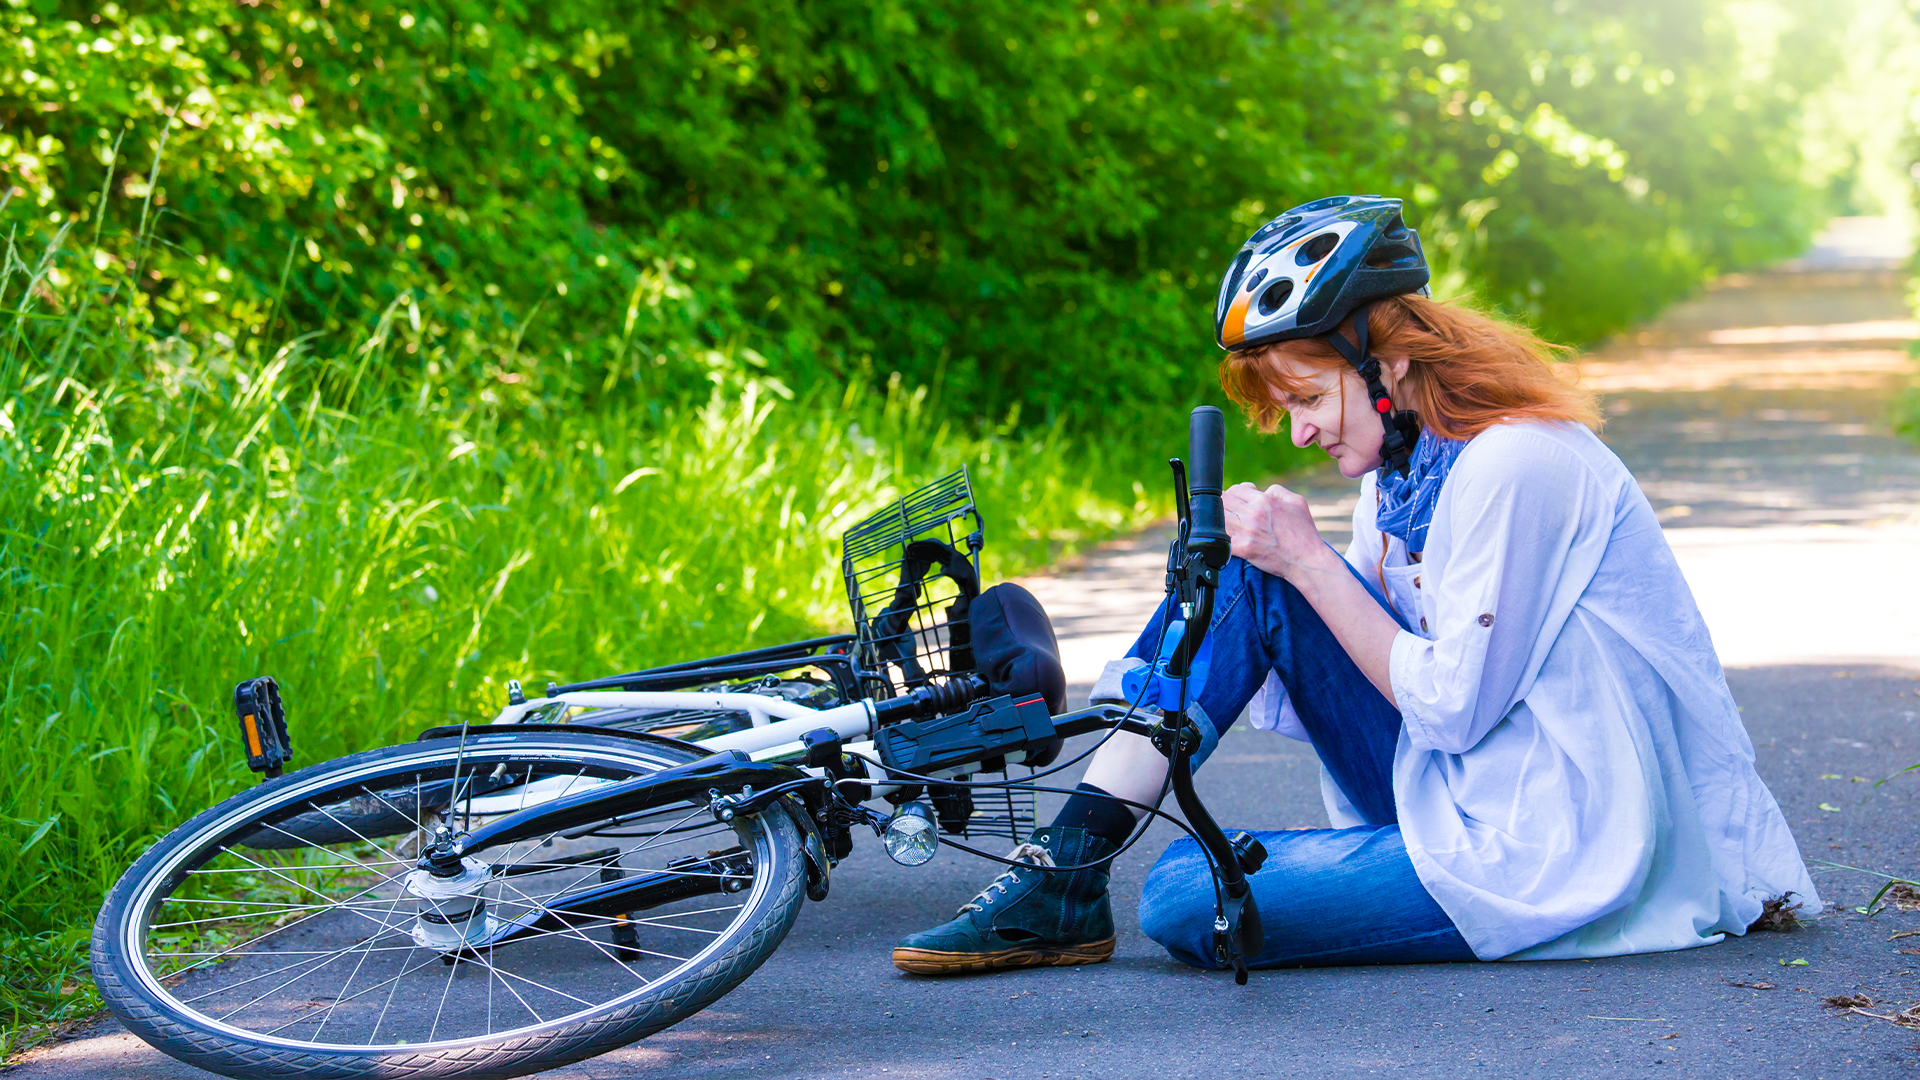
{"left": 1212, "top": 195, "right": 1431, "bottom": 474}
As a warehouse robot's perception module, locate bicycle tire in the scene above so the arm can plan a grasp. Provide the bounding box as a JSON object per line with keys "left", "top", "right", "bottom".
{"left": 234, "top": 781, "right": 455, "bottom": 850}
{"left": 92, "top": 730, "right": 806, "bottom": 1080}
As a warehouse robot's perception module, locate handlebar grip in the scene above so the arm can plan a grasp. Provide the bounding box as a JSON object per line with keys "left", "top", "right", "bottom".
{"left": 1186, "top": 406, "right": 1231, "bottom": 569}
{"left": 1188, "top": 406, "right": 1225, "bottom": 495}
{"left": 870, "top": 673, "right": 989, "bottom": 725}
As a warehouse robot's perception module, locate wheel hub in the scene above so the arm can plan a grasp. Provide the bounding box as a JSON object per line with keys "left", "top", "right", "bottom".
{"left": 404, "top": 856, "right": 496, "bottom": 950}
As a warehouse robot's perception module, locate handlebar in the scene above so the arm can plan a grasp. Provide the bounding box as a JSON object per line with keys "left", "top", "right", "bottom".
{"left": 1156, "top": 405, "right": 1263, "bottom": 982}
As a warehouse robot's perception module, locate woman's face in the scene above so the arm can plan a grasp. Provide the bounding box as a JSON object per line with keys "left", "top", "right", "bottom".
{"left": 1270, "top": 353, "right": 1408, "bottom": 478}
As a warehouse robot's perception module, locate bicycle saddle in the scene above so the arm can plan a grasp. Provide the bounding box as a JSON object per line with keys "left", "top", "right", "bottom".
{"left": 968, "top": 582, "right": 1067, "bottom": 770}
{"left": 967, "top": 583, "right": 1065, "bottom": 714}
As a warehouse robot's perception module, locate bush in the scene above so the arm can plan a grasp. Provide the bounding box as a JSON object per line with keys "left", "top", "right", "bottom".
{"left": 1, "top": 0, "right": 1827, "bottom": 421}
{"left": 1396, "top": 0, "right": 1828, "bottom": 339}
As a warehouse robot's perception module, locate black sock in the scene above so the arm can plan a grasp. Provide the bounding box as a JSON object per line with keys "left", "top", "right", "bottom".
{"left": 1049, "top": 783, "right": 1138, "bottom": 849}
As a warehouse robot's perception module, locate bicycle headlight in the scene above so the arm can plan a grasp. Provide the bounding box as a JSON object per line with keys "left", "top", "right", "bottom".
{"left": 883, "top": 803, "right": 940, "bottom": 867}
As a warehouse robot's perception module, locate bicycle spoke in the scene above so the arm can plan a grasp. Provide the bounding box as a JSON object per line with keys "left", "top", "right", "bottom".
{"left": 227, "top": 820, "right": 412, "bottom": 870}
{"left": 149, "top": 866, "right": 413, "bottom": 977}
{"left": 620, "top": 803, "right": 714, "bottom": 853}
{"left": 474, "top": 958, "right": 593, "bottom": 1010}
{"left": 213, "top": 944, "right": 367, "bottom": 1022}
{"left": 367, "top": 946, "right": 432, "bottom": 1045}
{"left": 117, "top": 741, "right": 780, "bottom": 1054}
{"left": 157, "top": 945, "right": 424, "bottom": 960}
{"left": 155, "top": 894, "right": 397, "bottom": 915}
{"left": 180, "top": 919, "right": 411, "bottom": 1009}
{"left": 435, "top": 939, "right": 548, "bottom": 1028}
{"left": 301, "top": 802, "right": 410, "bottom": 866}
{"left": 427, "top": 950, "right": 459, "bottom": 1044}
{"left": 213, "top": 847, "right": 384, "bottom": 910}
{"left": 155, "top": 863, "right": 410, "bottom": 931}
{"left": 183, "top": 859, "right": 410, "bottom": 875}
{"left": 488, "top": 916, "right": 694, "bottom": 965}
{"left": 491, "top": 878, "right": 652, "bottom": 984}
{"left": 625, "top": 906, "right": 743, "bottom": 935}
{"left": 360, "top": 784, "right": 443, "bottom": 842}
{"left": 482, "top": 769, "right": 598, "bottom": 859}
{"left": 271, "top": 893, "right": 414, "bottom": 1039}
{"left": 627, "top": 820, "right": 735, "bottom": 851}
{"left": 149, "top": 897, "right": 398, "bottom": 932}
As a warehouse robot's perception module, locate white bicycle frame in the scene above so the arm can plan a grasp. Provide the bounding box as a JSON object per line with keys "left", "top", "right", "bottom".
{"left": 482, "top": 689, "right": 905, "bottom": 794}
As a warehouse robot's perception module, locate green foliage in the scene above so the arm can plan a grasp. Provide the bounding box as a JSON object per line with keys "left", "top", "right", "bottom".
{"left": 1895, "top": 344, "right": 1920, "bottom": 444}
{"left": 1390, "top": 0, "right": 1829, "bottom": 339}
{"left": 2, "top": 0, "right": 1825, "bottom": 425}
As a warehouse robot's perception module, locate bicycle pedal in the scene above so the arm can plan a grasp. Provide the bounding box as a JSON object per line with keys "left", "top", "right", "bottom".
{"left": 609, "top": 916, "right": 642, "bottom": 960}
{"left": 233, "top": 677, "right": 293, "bottom": 780}
{"left": 598, "top": 866, "right": 645, "bottom": 960}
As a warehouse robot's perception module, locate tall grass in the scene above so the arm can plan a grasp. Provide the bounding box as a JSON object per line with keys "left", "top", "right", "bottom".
{"left": 0, "top": 220, "right": 1308, "bottom": 1042}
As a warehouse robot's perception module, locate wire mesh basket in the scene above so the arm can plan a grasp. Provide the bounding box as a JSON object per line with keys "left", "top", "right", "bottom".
{"left": 930, "top": 780, "right": 1038, "bottom": 847}
{"left": 842, "top": 470, "right": 1037, "bottom": 843}
{"left": 841, "top": 469, "right": 985, "bottom": 701}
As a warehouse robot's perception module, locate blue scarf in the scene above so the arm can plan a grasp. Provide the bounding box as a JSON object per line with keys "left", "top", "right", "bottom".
{"left": 1374, "top": 430, "right": 1467, "bottom": 554}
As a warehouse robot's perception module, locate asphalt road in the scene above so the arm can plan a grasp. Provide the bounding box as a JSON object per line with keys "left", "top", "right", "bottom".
{"left": 19, "top": 219, "right": 1920, "bottom": 1078}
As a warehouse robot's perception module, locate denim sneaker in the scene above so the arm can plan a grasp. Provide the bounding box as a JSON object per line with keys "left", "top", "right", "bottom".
{"left": 891, "top": 826, "right": 1117, "bottom": 974}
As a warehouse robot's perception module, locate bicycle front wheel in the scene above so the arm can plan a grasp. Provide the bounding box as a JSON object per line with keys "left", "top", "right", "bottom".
{"left": 92, "top": 730, "right": 806, "bottom": 1080}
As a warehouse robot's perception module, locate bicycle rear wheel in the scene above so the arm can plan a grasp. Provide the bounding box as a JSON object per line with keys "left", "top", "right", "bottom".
{"left": 92, "top": 730, "right": 805, "bottom": 1080}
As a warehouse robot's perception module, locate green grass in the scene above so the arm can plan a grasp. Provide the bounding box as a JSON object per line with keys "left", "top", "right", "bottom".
{"left": 0, "top": 222, "right": 1313, "bottom": 1047}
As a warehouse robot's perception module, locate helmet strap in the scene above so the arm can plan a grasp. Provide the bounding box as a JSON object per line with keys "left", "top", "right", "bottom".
{"left": 1321, "top": 302, "right": 1420, "bottom": 477}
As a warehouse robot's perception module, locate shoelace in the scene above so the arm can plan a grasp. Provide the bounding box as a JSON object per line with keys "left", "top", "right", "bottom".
{"left": 956, "top": 842, "right": 1055, "bottom": 915}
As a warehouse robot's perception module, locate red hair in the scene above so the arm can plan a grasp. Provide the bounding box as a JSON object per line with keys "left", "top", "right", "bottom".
{"left": 1220, "top": 294, "right": 1599, "bottom": 439}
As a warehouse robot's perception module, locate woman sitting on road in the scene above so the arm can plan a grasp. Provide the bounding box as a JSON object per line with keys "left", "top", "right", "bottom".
{"left": 893, "top": 195, "right": 1819, "bottom": 973}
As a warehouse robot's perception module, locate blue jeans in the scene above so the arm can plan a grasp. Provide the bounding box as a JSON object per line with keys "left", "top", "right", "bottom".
{"left": 1129, "top": 556, "right": 1478, "bottom": 969}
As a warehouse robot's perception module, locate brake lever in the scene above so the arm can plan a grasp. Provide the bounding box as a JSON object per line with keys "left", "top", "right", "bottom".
{"left": 1171, "top": 456, "right": 1191, "bottom": 529}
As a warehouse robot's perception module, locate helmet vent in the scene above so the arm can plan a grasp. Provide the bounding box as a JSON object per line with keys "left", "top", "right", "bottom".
{"left": 1296, "top": 232, "right": 1341, "bottom": 266}
{"left": 1295, "top": 196, "right": 1350, "bottom": 214}
{"left": 1256, "top": 278, "right": 1294, "bottom": 316}
{"left": 1366, "top": 239, "right": 1417, "bottom": 269}
{"left": 1218, "top": 249, "right": 1252, "bottom": 318}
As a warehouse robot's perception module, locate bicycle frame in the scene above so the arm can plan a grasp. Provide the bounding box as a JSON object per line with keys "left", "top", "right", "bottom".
{"left": 488, "top": 691, "right": 883, "bottom": 767}
{"left": 408, "top": 691, "right": 1141, "bottom": 946}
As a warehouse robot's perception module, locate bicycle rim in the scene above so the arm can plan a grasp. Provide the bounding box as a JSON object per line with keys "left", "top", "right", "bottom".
{"left": 102, "top": 734, "right": 788, "bottom": 1056}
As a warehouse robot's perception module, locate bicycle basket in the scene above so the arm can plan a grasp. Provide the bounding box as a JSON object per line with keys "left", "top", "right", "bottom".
{"left": 842, "top": 468, "right": 985, "bottom": 700}
{"left": 928, "top": 782, "right": 1038, "bottom": 847}
{"left": 842, "top": 469, "right": 1040, "bottom": 844}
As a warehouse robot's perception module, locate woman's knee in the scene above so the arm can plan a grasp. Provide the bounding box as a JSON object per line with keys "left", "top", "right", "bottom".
{"left": 1137, "top": 841, "right": 1226, "bottom": 968}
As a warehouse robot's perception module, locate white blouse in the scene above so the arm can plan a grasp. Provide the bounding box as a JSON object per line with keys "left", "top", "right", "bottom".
{"left": 1249, "top": 421, "right": 1818, "bottom": 960}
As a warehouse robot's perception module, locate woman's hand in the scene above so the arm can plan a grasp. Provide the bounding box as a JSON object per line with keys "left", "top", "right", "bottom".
{"left": 1224, "top": 481, "right": 1400, "bottom": 704}
{"left": 1222, "top": 482, "right": 1338, "bottom": 582}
